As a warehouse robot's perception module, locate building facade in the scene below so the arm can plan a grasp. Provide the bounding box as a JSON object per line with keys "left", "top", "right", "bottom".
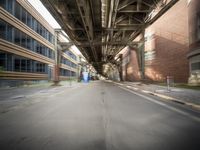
{"left": 187, "top": 0, "right": 200, "bottom": 85}
{"left": 59, "top": 49, "right": 78, "bottom": 80}
{"left": 120, "top": 0, "right": 190, "bottom": 83}
{"left": 144, "top": 0, "right": 189, "bottom": 83}
{"left": 0, "top": 0, "right": 78, "bottom": 87}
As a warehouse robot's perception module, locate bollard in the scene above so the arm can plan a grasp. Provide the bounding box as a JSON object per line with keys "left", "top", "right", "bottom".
{"left": 167, "top": 76, "right": 174, "bottom": 92}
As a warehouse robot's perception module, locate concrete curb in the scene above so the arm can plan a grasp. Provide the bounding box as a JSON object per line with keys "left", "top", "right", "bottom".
{"left": 110, "top": 81, "right": 200, "bottom": 112}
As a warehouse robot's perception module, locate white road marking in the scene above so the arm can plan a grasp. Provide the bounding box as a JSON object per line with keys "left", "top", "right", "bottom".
{"left": 118, "top": 86, "right": 200, "bottom": 123}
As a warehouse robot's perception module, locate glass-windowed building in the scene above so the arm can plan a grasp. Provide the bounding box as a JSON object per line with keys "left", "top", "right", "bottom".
{"left": 59, "top": 49, "right": 78, "bottom": 80}
{"left": 0, "top": 0, "right": 78, "bottom": 86}
{"left": 0, "top": 0, "right": 55, "bottom": 86}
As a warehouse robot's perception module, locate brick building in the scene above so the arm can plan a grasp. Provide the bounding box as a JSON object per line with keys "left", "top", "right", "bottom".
{"left": 187, "top": 0, "right": 200, "bottom": 85}
{"left": 120, "top": 0, "right": 190, "bottom": 83}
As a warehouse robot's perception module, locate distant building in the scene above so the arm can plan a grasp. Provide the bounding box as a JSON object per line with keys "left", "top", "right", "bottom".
{"left": 59, "top": 46, "right": 78, "bottom": 81}
{"left": 0, "top": 0, "right": 78, "bottom": 87}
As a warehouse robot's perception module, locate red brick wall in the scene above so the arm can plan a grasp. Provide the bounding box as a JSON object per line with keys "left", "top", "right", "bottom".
{"left": 126, "top": 49, "right": 141, "bottom": 81}
{"left": 188, "top": 0, "right": 200, "bottom": 51}
{"left": 144, "top": 0, "right": 189, "bottom": 83}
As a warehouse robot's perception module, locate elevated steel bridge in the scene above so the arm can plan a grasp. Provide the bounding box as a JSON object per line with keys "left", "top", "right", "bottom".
{"left": 41, "top": 0, "right": 178, "bottom": 74}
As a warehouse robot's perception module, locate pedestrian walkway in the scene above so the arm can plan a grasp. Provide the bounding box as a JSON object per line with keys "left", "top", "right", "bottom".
{"left": 113, "top": 81, "right": 200, "bottom": 111}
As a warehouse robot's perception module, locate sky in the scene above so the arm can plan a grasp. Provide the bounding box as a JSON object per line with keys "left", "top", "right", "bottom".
{"left": 27, "top": 0, "right": 82, "bottom": 55}
{"left": 27, "top": 0, "right": 61, "bottom": 28}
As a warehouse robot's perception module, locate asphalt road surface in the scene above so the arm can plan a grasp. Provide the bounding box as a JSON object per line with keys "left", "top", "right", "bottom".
{"left": 0, "top": 81, "right": 199, "bottom": 150}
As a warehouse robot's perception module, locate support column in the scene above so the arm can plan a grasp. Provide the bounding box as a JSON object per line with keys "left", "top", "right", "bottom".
{"left": 118, "top": 54, "right": 123, "bottom": 81}
{"left": 187, "top": 0, "right": 200, "bottom": 85}
{"left": 53, "top": 29, "right": 60, "bottom": 85}
{"left": 137, "top": 30, "right": 145, "bottom": 80}
{"left": 141, "top": 29, "right": 145, "bottom": 79}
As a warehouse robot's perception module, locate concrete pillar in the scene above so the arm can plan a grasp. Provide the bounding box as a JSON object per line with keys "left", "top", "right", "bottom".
{"left": 118, "top": 54, "right": 123, "bottom": 81}
{"left": 140, "top": 30, "right": 145, "bottom": 80}
{"left": 53, "top": 30, "right": 60, "bottom": 84}
{"left": 137, "top": 30, "right": 145, "bottom": 80}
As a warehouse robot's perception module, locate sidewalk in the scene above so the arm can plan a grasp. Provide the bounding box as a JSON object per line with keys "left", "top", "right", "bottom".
{"left": 0, "top": 81, "right": 81, "bottom": 114}
{"left": 0, "top": 81, "right": 80, "bottom": 101}
{"left": 115, "top": 81, "right": 200, "bottom": 111}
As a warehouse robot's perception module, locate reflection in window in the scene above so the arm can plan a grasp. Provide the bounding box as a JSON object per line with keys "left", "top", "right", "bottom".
{"left": 14, "top": 28, "right": 21, "bottom": 46}
{"left": 0, "top": 0, "right": 54, "bottom": 43}
{"left": 7, "top": 24, "right": 13, "bottom": 42}
{"left": 14, "top": 57, "right": 20, "bottom": 72}
{"left": 0, "top": 20, "right": 6, "bottom": 40}
{"left": 0, "top": 51, "right": 48, "bottom": 74}
{"left": 0, "top": 19, "right": 54, "bottom": 59}
{"left": 15, "top": 2, "right": 21, "bottom": 20}
{"left": 21, "top": 32, "right": 27, "bottom": 48}
{"left": 21, "top": 7, "right": 27, "bottom": 24}
{"left": 21, "top": 59, "right": 26, "bottom": 71}
{"left": 0, "top": 52, "right": 6, "bottom": 70}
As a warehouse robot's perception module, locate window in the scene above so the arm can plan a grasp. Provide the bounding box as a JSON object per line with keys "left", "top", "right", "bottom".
{"left": 21, "top": 7, "right": 27, "bottom": 24}
{"left": 1, "top": 1, "right": 54, "bottom": 43}
{"left": 46, "top": 31, "right": 49, "bottom": 41}
{"left": 15, "top": 2, "right": 21, "bottom": 20}
{"left": 36, "top": 62, "right": 46, "bottom": 73}
{"left": 32, "top": 18, "right": 37, "bottom": 31}
{"left": 0, "top": 51, "right": 50, "bottom": 73}
{"left": 32, "top": 39, "right": 37, "bottom": 52}
{"left": 26, "top": 36, "right": 32, "bottom": 50}
{"left": 36, "top": 21, "right": 40, "bottom": 34}
{"left": 14, "top": 57, "right": 20, "bottom": 72}
{"left": 0, "top": 19, "right": 54, "bottom": 59}
{"left": 21, "top": 59, "right": 27, "bottom": 71}
{"left": 0, "top": 51, "right": 6, "bottom": 70}
{"left": 21, "top": 32, "right": 27, "bottom": 48}
{"left": 6, "top": 24, "right": 13, "bottom": 42}
{"left": 36, "top": 42, "right": 41, "bottom": 54}
{"left": 65, "top": 51, "right": 77, "bottom": 60}
{"left": 32, "top": 61, "right": 36, "bottom": 72}
{"left": 6, "top": 53, "right": 13, "bottom": 71}
{"left": 6, "top": 0, "right": 15, "bottom": 15}
{"left": 0, "top": 20, "right": 6, "bottom": 40}
{"left": 191, "top": 62, "right": 200, "bottom": 71}
{"left": 0, "top": 0, "right": 6, "bottom": 9}
{"left": 14, "top": 28, "right": 21, "bottom": 46}
{"left": 51, "top": 51, "right": 55, "bottom": 59}
{"left": 26, "top": 60, "right": 31, "bottom": 72}
{"left": 27, "top": 12, "right": 32, "bottom": 27}
{"left": 44, "top": 29, "right": 47, "bottom": 39}
{"left": 49, "top": 33, "right": 53, "bottom": 43}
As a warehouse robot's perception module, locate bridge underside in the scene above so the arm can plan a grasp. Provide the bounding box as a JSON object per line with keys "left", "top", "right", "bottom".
{"left": 41, "top": 0, "right": 178, "bottom": 74}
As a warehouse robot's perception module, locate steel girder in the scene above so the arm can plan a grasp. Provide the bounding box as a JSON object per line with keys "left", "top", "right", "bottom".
{"left": 41, "top": 0, "right": 179, "bottom": 73}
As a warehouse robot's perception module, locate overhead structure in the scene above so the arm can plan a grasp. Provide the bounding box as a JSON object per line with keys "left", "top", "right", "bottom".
{"left": 41, "top": 0, "right": 178, "bottom": 74}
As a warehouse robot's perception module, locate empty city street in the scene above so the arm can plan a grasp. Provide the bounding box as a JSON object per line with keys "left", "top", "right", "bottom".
{"left": 0, "top": 81, "right": 199, "bottom": 150}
